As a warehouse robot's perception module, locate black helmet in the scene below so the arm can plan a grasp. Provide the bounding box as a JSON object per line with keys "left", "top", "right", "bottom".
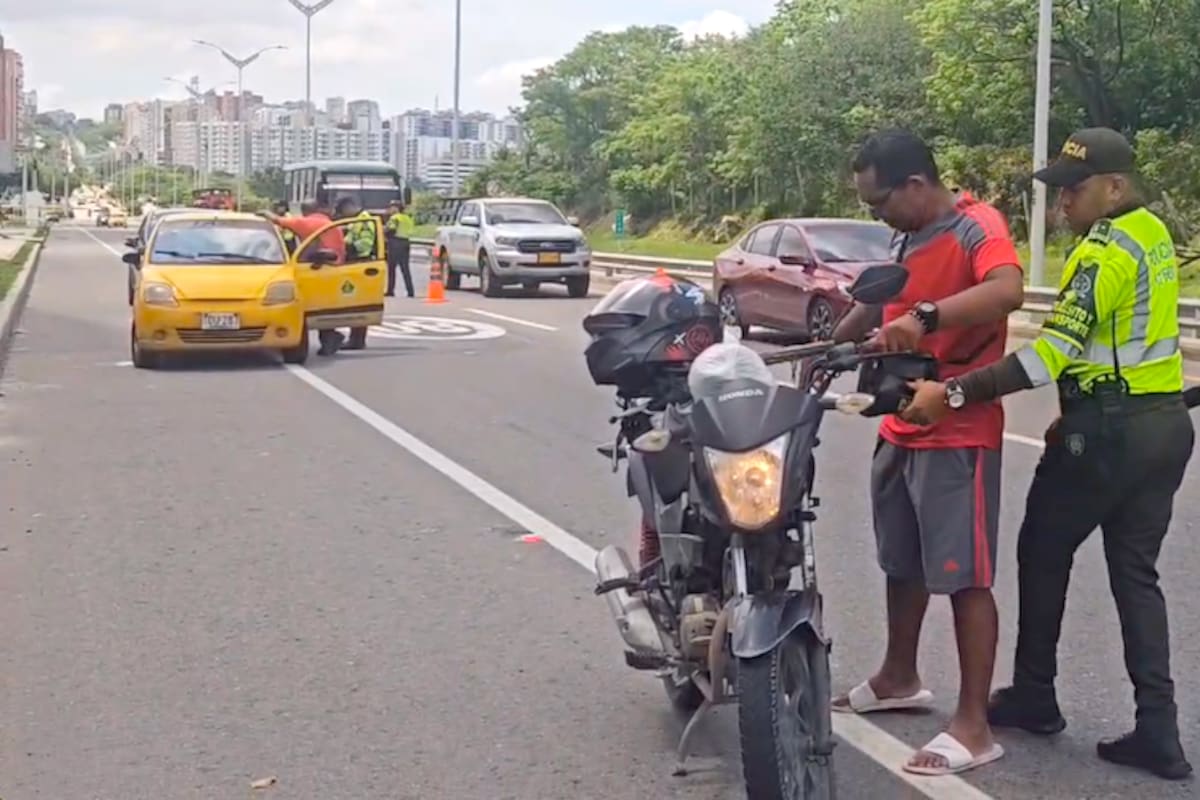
{"left": 583, "top": 272, "right": 722, "bottom": 397}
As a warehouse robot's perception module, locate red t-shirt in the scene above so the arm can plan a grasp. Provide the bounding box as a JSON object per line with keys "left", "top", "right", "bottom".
{"left": 879, "top": 192, "right": 1022, "bottom": 451}
{"left": 278, "top": 213, "right": 346, "bottom": 263}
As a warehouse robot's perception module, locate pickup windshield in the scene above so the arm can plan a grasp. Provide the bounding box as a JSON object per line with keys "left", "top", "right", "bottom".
{"left": 149, "top": 220, "right": 286, "bottom": 265}
{"left": 484, "top": 202, "right": 567, "bottom": 226}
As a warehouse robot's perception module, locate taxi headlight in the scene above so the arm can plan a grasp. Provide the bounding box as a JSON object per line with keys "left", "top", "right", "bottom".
{"left": 704, "top": 433, "right": 787, "bottom": 530}
{"left": 142, "top": 282, "right": 178, "bottom": 307}
{"left": 263, "top": 280, "right": 297, "bottom": 305}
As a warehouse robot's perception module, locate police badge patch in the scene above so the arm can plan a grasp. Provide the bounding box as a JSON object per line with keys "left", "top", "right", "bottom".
{"left": 1066, "top": 433, "right": 1086, "bottom": 456}
{"left": 1070, "top": 267, "right": 1094, "bottom": 301}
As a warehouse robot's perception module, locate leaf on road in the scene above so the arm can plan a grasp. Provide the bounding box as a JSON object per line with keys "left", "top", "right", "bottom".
{"left": 250, "top": 776, "right": 278, "bottom": 790}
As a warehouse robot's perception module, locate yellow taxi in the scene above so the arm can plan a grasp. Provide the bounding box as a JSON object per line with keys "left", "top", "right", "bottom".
{"left": 107, "top": 207, "right": 129, "bottom": 227}
{"left": 125, "top": 210, "right": 386, "bottom": 368}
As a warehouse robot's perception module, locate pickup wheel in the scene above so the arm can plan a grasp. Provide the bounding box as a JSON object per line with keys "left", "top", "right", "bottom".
{"left": 479, "top": 251, "right": 502, "bottom": 298}
{"left": 565, "top": 274, "right": 590, "bottom": 298}
{"left": 442, "top": 249, "right": 461, "bottom": 290}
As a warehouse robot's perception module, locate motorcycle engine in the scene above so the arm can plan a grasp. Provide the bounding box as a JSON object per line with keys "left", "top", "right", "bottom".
{"left": 678, "top": 594, "right": 720, "bottom": 660}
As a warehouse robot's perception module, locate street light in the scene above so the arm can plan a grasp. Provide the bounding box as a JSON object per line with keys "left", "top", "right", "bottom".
{"left": 165, "top": 75, "right": 235, "bottom": 192}
{"left": 1030, "top": 0, "right": 1053, "bottom": 286}
{"left": 194, "top": 40, "right": 287, "bottom": 210}
{"left": 452, "top": 0, "right": 461, "bottom": 196}
{"left": 286, "top": 0, "right": 338, "bottom": 157}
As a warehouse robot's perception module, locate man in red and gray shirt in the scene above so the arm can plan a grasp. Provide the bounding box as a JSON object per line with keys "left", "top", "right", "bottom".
{"left": 831, "top": 130, "right": 1025, "bottom": 777}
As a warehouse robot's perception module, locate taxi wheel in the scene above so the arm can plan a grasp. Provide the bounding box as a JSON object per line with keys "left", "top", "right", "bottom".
{"left": 479, "top": 252, "right": 502, "bottom": 298}
{"left": 130, "top": 326, "right": 159, "bottom": 369}
{"left": 282, "top": 330, "right": 310, "bottom": 365}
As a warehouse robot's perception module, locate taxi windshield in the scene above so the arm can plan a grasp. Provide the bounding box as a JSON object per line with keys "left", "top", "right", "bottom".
{"left": 149, "top": 220, "right": 286, "bottom": 265}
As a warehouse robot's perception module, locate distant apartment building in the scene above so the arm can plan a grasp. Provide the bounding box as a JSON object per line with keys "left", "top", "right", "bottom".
{"left": 171, "top": 117, "right": 386, "bottom": 176}
{"left": 325, "top": 96, "right": 346, "bottom": 124}
{"left": 389, "top": 109, "right": 522, "bottom": 193}
{"left": 23, "top": 89, "right": 37, "bottom": 119}
{"left": 0, "top": 34, "right": 24, "bottom": 173}
{"left": 104, "top": 103, "right": 124, "bottom": 125}
{"left": 123, "top": 100, "right": 172, "bottom": 165}
{"left": 347, "top": 99, "right": 381, "bottom": 133}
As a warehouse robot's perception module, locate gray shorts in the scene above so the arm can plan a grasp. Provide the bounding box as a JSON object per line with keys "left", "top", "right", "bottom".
{"left": 871, "top": 438, "right": 1001, "bottom": 594}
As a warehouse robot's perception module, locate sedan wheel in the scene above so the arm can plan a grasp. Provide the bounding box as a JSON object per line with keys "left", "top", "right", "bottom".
{"left": 806, "top": 297, "right": 836, "bottom": 342}
{"left": 719, "top": 289, "right": 750, "bottom": 339}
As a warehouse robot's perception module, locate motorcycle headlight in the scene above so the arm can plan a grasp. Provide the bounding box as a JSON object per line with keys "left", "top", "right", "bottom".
{"left": 704, "top": 433, "right": 787, "bottom": 530}
{"left": 141, "top": 282, "right": 178, "bottom": 307}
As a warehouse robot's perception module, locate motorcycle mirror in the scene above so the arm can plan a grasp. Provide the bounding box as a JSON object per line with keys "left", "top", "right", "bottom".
{"left": 848, "top": 263, "right": 908, "bottom": 305}
{"left": 632, "top": 429, "right": 672, "bottom": 453}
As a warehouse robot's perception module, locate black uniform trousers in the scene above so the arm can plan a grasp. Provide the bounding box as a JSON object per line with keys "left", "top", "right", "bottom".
{"left": 1013, "top": 392, "right": 1194, "bottom": 737}
{"left": 387, "top": 236, "right": 413, "bottom": 297}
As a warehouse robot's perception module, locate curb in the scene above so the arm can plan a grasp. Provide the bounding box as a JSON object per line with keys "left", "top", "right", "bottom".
{"left": 0, "top": 236, "right": 46, "bottom": 378}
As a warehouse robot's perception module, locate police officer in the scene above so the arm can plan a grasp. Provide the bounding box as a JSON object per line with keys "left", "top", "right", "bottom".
{"left": 902, "top": 127, "right": 1193, "bottom": 780}
{"left": 272, "top": 200, "right": 299, "bottom": 255}
{"left": 334, "top": 196, "right": 376, "bottom": 350}
{"left": 384, "top": 199, "right": 415, "bottom": 297}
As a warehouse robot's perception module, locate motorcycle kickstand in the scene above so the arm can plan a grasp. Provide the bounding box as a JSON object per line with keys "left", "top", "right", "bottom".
{"left": 672, "top": 699, "right": 713, "bottom": 777}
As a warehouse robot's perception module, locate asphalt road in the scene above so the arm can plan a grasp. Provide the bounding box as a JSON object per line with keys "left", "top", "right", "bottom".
{"left": 1, "top": 225, "right": 1199, "bottom": 800}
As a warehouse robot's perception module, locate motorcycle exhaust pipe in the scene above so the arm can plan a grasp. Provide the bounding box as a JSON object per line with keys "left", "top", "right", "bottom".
{"left": 594, "top": 545, "right": 669, "bottom": 656}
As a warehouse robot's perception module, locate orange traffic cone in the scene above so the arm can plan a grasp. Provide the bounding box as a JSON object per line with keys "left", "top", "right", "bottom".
{"left": 426, "top": 247, "right": 447, "bottom": 304}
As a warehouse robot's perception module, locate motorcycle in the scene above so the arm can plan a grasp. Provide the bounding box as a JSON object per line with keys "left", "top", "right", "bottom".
{"left": 584, "top": 263, "right": 933, "bottom": 799}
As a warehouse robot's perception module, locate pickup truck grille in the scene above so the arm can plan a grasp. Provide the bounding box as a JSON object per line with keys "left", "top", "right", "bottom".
{"left": 516, "top": 239, "right": 576, "bottom": 254}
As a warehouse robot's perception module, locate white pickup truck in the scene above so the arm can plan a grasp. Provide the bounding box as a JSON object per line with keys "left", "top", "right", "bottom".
{"left": 432, "top": 197, "right": 592, "bottom": 298}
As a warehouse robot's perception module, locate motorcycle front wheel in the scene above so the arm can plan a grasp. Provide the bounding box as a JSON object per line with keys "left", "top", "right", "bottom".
{"left": 737, "top": 628, "right": 836, "bottom": 800}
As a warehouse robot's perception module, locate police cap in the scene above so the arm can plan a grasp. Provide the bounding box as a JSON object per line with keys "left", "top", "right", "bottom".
{"left": 1034, "top": 127, "right": 1136, "bottom": 188}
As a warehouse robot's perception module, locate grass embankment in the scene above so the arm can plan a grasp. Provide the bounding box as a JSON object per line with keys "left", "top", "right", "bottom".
{"left": 0, "top": 241, "right": 34, "bottom": 302}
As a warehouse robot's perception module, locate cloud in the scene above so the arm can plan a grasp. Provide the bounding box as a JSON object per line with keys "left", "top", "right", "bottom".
{"left": 678, "top": 10, "right": 750, "bottom": 41}
{"left": 5, "top": 2, "right": 775, "bottom": 118}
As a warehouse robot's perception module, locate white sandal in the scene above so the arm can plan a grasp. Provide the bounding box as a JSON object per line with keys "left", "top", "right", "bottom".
{"left": 832, "top": 680, "right": 934, "bottom": 714}
{"left": 902, "top": 731, "right": 1005, "bottom": 776}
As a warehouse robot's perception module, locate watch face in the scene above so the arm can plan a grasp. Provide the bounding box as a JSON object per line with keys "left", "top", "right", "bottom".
{"left": 947, "top": 389, "right": 966, "bottom": 409}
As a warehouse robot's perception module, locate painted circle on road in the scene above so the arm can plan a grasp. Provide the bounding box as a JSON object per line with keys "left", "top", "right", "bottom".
{"left": 369, "top": 315, "right": 506, "bottom": 341}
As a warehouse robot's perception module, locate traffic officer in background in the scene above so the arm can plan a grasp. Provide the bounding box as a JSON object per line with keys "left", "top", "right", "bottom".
{"left": 384, "top": 198, "right": 415, "bottom": 297}
{"left": 272, "top": 200, "right": 299, "bottom": 255}
{"left": 902, "top": 128, "right": 1194, "bottom": 781}
{"left": 334, "top": 195, "right": 377, "bottom": 350}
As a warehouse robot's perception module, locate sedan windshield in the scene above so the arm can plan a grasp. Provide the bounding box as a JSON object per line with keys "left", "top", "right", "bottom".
{"left": 485, "top": 202, "right": 567, "bottom": 225}
{"left": 806, "top": 223, "right": 894, "bottom": 263}
{"left": 149, "top": 220, "right": 286, "bottom": 265}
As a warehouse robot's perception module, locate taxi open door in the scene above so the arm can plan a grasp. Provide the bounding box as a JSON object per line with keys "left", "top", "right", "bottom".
{"left": 292, "top": 217, "right": 386, "bottom": 332}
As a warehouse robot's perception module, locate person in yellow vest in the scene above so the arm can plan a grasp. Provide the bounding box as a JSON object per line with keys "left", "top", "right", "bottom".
{"left": 903, "top": 128, "right": 1193, "bottom": 781}
{"left": 384, "top": 199, "right": 416, "bottom": 297}
{"left": 334, "top": 196, "right": 376, "bottom": 350}
{"left": 272, "top": 200, "right": 300, "bottom": 255}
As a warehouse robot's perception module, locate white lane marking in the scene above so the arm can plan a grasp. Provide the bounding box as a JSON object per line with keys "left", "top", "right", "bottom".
{"left": 285, "top": 364, "right": 595, "bottom": 570}
{"left": 286, "top": 364, "right": 995, "bottom": 800}
{"left": 465, "top": 308, "right": 559, "bottom": 332}
{"left": 75, "top": 225, "right": 123, "bottom": 255}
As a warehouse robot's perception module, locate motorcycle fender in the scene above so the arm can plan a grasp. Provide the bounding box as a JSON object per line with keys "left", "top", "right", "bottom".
{"left": 730, "top": 589, "right": 825, "bottom": 659}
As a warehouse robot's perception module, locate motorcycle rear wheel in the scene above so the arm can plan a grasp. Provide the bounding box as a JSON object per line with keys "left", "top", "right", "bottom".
{"left": 737, "top": 628, "right": 836, "bottom": 800}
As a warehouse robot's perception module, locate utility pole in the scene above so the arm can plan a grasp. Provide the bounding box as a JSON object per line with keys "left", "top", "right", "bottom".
{"left": 452, "top": 0, "right": 462, "bottom": 196}
{"left": 1030, "top": 0, "right": 1053, "bottom": 286}
{"left": 287, "top": 0, "right": 337, "bottom": 158}
{"left": 194, "top": 40, "right": 286, "bottom": 209}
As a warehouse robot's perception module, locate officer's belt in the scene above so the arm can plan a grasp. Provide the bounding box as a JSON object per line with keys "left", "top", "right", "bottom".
{"left": 1058, "top": 382, "right": 1182, "bottom": 417}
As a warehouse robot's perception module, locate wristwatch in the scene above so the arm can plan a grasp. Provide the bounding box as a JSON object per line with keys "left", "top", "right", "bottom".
{"left": 909, "top": 301, "right": 939, "bottom": 333}
{"left": 945, "top": 378, "right": 967, "bottom": 410}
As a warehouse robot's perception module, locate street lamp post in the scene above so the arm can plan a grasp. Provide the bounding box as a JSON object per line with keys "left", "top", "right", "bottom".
{"left": 194, "top": 40, "right": 287, "bottom": 210}
{"left": 287, "top": 0, "right": 337, "bottom": 158}
{"left": 452, "top": 0, "right": 462, "bottom": 196}
{"left": 1030, "top": 0, "right": 1053, "bottom": 286}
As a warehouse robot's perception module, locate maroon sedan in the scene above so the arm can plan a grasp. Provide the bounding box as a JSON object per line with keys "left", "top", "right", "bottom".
{"left": 712, "top": 218, "right": 895, "bottom": 340}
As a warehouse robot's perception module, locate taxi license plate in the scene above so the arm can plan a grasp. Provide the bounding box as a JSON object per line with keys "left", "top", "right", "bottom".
{"left": 201, "top": 313, "right": 240, "bottom": 330}
{"left": 536, "top": 252, "right": 562, "bottom": 265}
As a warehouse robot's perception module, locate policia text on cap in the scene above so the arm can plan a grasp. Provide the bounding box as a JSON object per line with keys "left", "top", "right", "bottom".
{"left": 902, "top": 127, "right": 1195, "bottom": 781}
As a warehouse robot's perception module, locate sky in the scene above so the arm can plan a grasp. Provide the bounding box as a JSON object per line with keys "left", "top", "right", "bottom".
{"left": 0, "top": 0, "right": 779, "bottom": 120}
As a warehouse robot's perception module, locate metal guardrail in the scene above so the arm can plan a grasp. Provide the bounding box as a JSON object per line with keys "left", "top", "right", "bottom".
{"left": 412, "top": 238, "right": 1200, "bottom": 341}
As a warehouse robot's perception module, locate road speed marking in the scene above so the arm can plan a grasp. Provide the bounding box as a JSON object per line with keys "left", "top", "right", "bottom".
{"left": 368, "top": 315, "right": 506, "bottom": 341}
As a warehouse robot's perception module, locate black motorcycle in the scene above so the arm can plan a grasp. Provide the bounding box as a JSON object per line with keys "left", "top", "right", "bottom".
{"left": 584, "top": 264, "right": 933, "bottom": 799}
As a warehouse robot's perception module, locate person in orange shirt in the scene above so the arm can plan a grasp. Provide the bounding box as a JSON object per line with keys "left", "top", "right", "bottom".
{"left": 262, "top": 201, "right": 347, "bottom": 355}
